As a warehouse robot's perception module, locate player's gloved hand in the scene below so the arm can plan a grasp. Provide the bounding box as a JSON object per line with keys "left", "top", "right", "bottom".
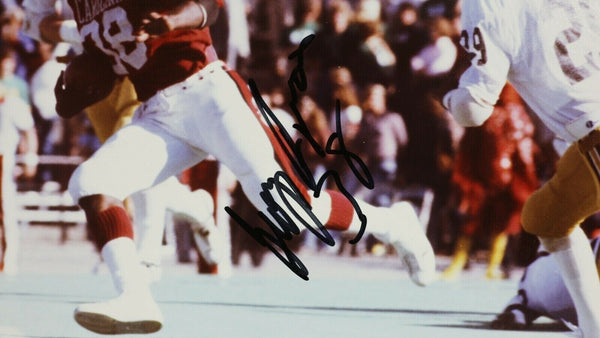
{"left": 490, "top": 307, "right": 534, "bottom": 330}
{"left": 54, "top": 71, "right": 83, "bottom": 118}
{"left": 54, "top": 52, "right": 117, "bottom": 119}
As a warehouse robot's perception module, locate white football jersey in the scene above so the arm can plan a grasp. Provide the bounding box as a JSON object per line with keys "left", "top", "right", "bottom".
{"left": 459, "top": 0, "right": 600, "bottom": 142}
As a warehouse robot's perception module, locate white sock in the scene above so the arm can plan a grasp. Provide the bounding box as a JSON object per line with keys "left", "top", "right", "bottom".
{"left": 102, "top": 237, "right": 150, "bottom": 294}
{"left": 311, "top": 194, "right": 420, "bottom": 243}
{"left": 308, "top": 192, "right": 398, "bottom": 238}
{"left": 355, "top": 201, "right": 421, "bottom": 242}
{"left": 540, "top": 227, "right": 600, "bottom": 337}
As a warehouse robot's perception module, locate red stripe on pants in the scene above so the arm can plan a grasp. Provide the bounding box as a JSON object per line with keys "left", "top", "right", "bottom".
{"left": 225, "top": 69, "right": 311, "bottom": 203}
{"left": 225, "top": 70, "right": 354, "bottom": 231}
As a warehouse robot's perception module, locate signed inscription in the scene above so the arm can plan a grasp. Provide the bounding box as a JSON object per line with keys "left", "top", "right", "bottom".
{"left": 225, "top": 35, "right": 374, "bottom": 280}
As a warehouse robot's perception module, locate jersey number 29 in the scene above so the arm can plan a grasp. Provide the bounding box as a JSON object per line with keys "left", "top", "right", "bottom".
{"left": 460, "top": 27, "right": 487, "bottom": 66}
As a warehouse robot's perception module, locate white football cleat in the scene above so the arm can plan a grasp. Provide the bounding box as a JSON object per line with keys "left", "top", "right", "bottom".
{"left": 140, "top": 261, "right": 162, "bottom": 284}
{"left": 376, "top": 202, "right": 436, "bottom": 286}
{"left": 74, "top": 291, "right": 163, "bottom": 335}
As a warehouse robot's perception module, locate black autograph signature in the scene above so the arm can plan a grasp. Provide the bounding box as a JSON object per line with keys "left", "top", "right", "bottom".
{"left": 225, "top": 34, "right": 374, "bottom": 280}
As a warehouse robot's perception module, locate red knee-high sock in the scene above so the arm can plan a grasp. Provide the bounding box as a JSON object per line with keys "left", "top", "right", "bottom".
{"left": 92, "top": 206, "right": 134, "bottom": 250}
{"left": 324, "top": 190, "right": 354, "bottom": 231}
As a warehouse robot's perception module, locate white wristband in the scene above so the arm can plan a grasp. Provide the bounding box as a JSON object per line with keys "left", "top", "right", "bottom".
{"left": 197, "top": 4, "right": 208, "bottom": 28}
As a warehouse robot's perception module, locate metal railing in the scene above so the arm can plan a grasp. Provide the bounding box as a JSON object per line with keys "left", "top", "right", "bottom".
{"left": 15, "top": 155, "right": 86, "bottom": 244}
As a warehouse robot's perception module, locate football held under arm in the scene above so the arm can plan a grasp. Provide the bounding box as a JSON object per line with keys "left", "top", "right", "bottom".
{"left": 54, "top": 52, "right": 117, "bottom": 119}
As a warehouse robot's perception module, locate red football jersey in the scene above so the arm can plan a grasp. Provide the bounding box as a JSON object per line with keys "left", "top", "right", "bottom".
{"left": 68, "top": 0, "right": 219, "bottom": 100}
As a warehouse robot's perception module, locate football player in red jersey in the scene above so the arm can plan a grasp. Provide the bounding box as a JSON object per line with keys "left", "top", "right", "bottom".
{"left": 23, "top": 0, "right": 228, "bottom": 284}
{"left": 58, "top": 0, "right": 435, "bottom": 334}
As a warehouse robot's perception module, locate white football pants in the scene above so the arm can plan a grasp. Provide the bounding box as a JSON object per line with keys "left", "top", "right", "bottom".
{"left": 69, "top": 61, "right": 299, "bottom": 221}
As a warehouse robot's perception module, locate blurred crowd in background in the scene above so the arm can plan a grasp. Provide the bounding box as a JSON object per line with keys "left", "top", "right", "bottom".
{"left": 3, "top": 0, "right": 596, "bottom": 279}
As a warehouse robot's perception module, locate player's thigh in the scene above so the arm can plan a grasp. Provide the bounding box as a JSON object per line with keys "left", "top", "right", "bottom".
{"left": 201, "top": 70, "right": 281, "bottom": 184}
{"left": 0, "top": 155, "right": 6, "bottom": 243}
{"left": 156, "top": 65, "right": 292, "bottom": 208}
{"left": 1, "top": 156, "right": 16, "bottom": 235}
{"left": 522, "top": 143, "right": 600, "bottom": 237}
{"left": 68, "top": 122, "right": 205, "bottom": 203}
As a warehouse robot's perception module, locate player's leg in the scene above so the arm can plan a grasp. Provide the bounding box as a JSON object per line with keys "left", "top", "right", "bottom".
{"left": 127, "top": 177, "right": 225, "bottom": 282}
{"left": 181, "top": 160, "right": 226, "bottom": 274}
{"left": 145, "top": 176, "right": 226, "bottom": 267}
{"left": 491, "top": 252, "right": 547, "bottom": 330}
{"left": 486, "top": 231, "right": 509, "bottom": 279}
{"left": 128, "top": 188, "right": 167, "bottom": 282}
{"left": 442, "top": 235, "right": 472, "bottom": 280}
{"left": 0, "top": 155, "right": 19, "bottom": 275}
{"left": 68, "top": 121, "right": 205, "bottom": 334}
{"left": 111, "top": 79, "right": 226, "bottom": 274}
{"left": 1, "top": 178, "right": 18, "bottom": 275}
{"left": 234, "top": 70, "right": 434, "bottom": 285}
{"left": 85, "top": 78, "right": 140, "bottom": 244}
{"left": 522, "top": 141, "right": 600, "bottom": 337}
{"left": 186, "top": 64, "right": 434, "bottom": 285}
{"left": 490, "top": 238, "right": 600, "bottom": 330}
{"left": 87, "top": 77, "right": 175, "bottom": 281}
{"left": 0, "top": 155, "right": 5, "bottom": 272}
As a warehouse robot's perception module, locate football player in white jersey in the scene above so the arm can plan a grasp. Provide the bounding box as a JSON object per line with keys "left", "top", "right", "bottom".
{"left": 0, "top": 83, "right": 38, "bottom": 274}
{"left": 443, "top": 1, "right": 600, "bottom": 336}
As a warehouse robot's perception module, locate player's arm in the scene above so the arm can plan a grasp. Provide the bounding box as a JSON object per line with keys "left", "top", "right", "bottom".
{"left": 22, "top": 0, "right": 80, "bottom": 46}
{"left": 135, "top": 0, "right": 222, "bottom": 42}
{"left": 443, "top": 24, "right": 510, "bottom": 127}
{"left": 38, "top": 14, "right": 80, "bottom": 45}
